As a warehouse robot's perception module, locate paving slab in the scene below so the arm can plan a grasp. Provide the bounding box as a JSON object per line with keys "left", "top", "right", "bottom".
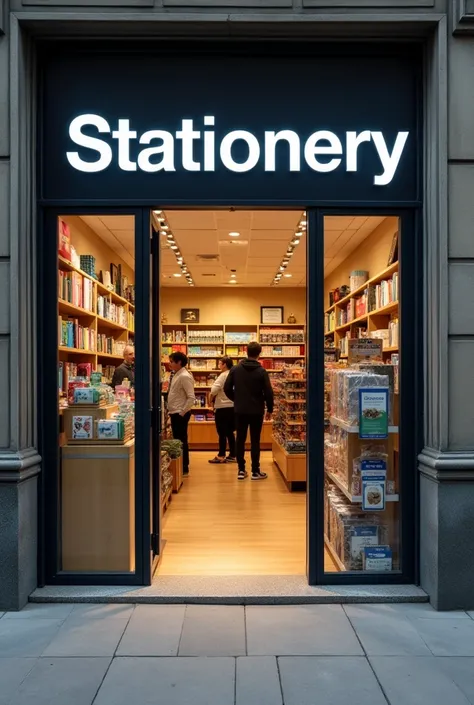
{"left": 8, "top": 658, "right": 111, "bottom": 705}
{"left": 178, "top": 605, "right": 245, "bottom": 656}
{"left": 344, "top": 604, "right": 431, "bottom": 656}
{"left": 412, "top": 618, "right": 474, "bottom": 656}
{"left": 370, "top": 656, "right": 471, "bottom": 705}
{"left": 117, "top": 605, "right": 185, "bottom": 656}
{"left": 69, "top": 604, "right": 135, "bottom": 620}
{"left": 0, "top": 619, "right": 63, "bottom": 657}
{"left": 468, "top": 612, "right": 474, "bottom": 620}
{"left": 236, "top": 657, "right": 283, "bottom": 705}
{"left": 279, "top": 656, "right": 387, "bottom": 705}
{"left": 0, "top": 658, "right": 37, "bottom": 705}
{"left": 42, "top": 617, "right": 129, "bottom": 657}
{"left": 94, "top": 657, "right": 235, "bottom": 705}
{"left": 437, "top": 657, "right": 474, "bottom": 704}
{"left": 4, "top": 604, "right": 75, "bottom": 620}
{"left": 246, "top": 605, "right": 362, "bottom": 656}
{"left": 387, "top": 604, "right": 469, "bottom": 620}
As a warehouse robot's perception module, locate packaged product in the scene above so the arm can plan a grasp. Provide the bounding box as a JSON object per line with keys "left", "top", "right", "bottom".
{"left": 71, "top": 416, "right": 93, "bottom": 439}
{"left": 73, "top": 387, "right": 100, "bottom": 404}
{"left": 97, "top": 419, "right": 124, "bottom": 440}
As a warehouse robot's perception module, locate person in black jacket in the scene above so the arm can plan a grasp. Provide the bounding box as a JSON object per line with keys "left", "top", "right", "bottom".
{"left": 224, "top": 341, "right": 274, "bottom": 481}
{"left": 111, "top": 345, "right": 135, "bottom": 390}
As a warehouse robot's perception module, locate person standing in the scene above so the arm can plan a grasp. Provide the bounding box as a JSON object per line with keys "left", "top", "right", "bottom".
{"left": 224, "top": 341, "right": 274, "bottom": 481}
{"left": 208, "top": 357, "right": 236, "bottom": 465}
{"left": 167, "top": 351, "right": 195, "bottom": 476}
{"left": 111, "top": 344, "right": 135, "bottom": 389}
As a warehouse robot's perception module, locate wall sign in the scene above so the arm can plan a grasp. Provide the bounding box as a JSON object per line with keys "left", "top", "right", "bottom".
{"left": 261, "top": 307, "right": 284, "bottom": 324}
{"left": 40, "top": 47, "right": 421, "bottom": 203}
{"left": 359, "top": 388, "right": 389, "bottom": 439}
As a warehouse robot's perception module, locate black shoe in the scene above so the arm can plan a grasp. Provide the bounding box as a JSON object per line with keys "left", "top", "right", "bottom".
{"left": 238, "top": 469, "right": 248, "bottom": 480}
{"left": 251, "top": 471, "right": 268, "bottom": 481}
{"left": 226, "top": 456, "right": 237, "bottom": 463}
{"left": 208, "top": 457, "right": 226, "bottom": 464}
{"left": 183, "top": 470, "right": 189, "bottom": 476}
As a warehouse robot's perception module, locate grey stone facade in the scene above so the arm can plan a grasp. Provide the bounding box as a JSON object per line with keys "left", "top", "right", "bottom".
{"left": 1, "top": 0, "right": 473, "bottom": 611}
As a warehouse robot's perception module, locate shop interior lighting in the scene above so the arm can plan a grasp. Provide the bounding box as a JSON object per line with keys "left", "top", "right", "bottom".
{"left": 156, "top": 210, "right": 195, "bottom": 286}
{"left": 284, "top": 273, "right": 292, "bottom": 278}
{"left": 229, "top": 232, "right": 240, "bottom": 238}
{"left": 271, "top": 210, "right": 306, "bottom": 285}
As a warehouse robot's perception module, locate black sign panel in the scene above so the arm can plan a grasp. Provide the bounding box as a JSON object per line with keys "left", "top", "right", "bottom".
{"left": 39, "top": 46, "right": 421, "bottom": 204}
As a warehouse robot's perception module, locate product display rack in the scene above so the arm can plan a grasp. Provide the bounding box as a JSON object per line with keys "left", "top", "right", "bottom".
{"left": 161, "top": 322, "right": 306, "bottom": 450}
{"left": 58, "top": 256, "right": 135, "bottom": 386}
{"left": 324, "top": 262, "right": 399, "bottom": 359}
{"left": 271, "top": 372, "right": 307, "bottom": 489}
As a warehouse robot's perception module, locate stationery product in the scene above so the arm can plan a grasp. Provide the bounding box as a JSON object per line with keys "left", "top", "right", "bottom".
{"left": 72, "top": 416, "right": 93, "bottom": 439}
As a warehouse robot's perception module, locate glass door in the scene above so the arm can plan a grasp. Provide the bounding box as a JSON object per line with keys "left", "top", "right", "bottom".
{"left": 150, "top": 218, "right": 162, "bottom": 565}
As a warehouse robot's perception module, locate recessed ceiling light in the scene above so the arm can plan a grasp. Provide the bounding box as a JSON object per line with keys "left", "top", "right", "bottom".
{"left": 229, "top": 232, "right": 240, "bottom": 238}
{"left": 230, "top": 273, "right": 236, "bottom": 278}
{"left": 170, "top": 245, "right": 178, "bottom": 250}
{"left": 229, "top": 280, "right": 237, "bottom": 284}
{"left": 153, "top": 210, "right": 163, "bottom": 215}
{"left": 284, "top": 273, "right": 292, "bottom": 278}
{"left": 161, "top": 224, "right": 169, "bottom": 230}
{"left": 173, "top": 273, "right": 182, "bottom": 278}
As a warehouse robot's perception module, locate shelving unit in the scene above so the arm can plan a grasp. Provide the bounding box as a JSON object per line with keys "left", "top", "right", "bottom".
{"left": 271, "top": 374, "right": 307, "bottom": 489}
{"left": 58, "top": 254, "right": 135, "bottom": 390}
{"left": 324, "top": 262, "right": 399, "bottom": 357}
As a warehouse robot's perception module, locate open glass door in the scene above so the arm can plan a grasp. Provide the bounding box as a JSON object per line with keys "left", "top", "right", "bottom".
{"left": 150, "top": 217, "right": 162, "bottom": 568}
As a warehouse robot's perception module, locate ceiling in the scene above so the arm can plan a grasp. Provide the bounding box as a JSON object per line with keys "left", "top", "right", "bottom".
{"left": 80, "top": 213, "right": 386, "bottom": 288}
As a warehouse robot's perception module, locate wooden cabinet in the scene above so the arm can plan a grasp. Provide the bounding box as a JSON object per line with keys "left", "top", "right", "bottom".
{"left": 61, "top": 440, "right": 135, "bottom": 572}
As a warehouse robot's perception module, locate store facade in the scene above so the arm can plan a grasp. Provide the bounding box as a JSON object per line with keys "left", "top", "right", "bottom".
{"left": 1, "top": 2, "right": 473, "bottom": 611}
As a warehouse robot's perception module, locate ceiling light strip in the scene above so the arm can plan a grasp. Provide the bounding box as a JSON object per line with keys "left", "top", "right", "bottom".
{"left": 271, "top": 211, "right": 306, "bottom": 285}
{"left": 153, "top": 210, "right": 195, "bottom": 286}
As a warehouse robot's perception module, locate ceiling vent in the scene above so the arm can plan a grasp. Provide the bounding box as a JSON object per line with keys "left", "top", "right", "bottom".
{"left": 196, "top": 254, "right": 220, "bottom": 262}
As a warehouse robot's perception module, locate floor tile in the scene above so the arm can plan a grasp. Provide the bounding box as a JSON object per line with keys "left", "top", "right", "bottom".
{"left": 246, "top": 605, "right": 362, "bottom": 656}
{"left": 437, "top": 657, "right": 474, "bottom": 703}
{"left": 69, "top": 604, "right": 134, "bottom": 620}
{"left": 0, "top": 619, "right": 63, "bottom": 657}
{"left": 0, "top": 658, "right": 37, "bottom": 705}
{"left": 370, "top": 656, "right": 471, "bottom": 705}
{"left": 178, "top": 605, "right": 245, "bottom": 656}
{"left": 9, "top": 658, "right": 111, "bottom": 705}
{"left": 412, "top": 618, "right": 474, "bottom": 656}
{"left": 4, "top": 604, "right": 75, "bottom": 620}
{"left": 116, "top": 605, "right": 185, "bottom": 656}
{"left": 279, "top": 656, "right": 386, "bottom": 705}
{"left": 42, "top": 617, "right": 129, "bottom": 657}
{"left": 344, "top": 605, "right": 431, "bottom": 656}
{"left": 94, "top": 657, "right": 235, "bottom": 705}
{"left": 236, "top": 657, "right": 282, "bottom": 705}
{"left": 388, "top": 604, "right": 469, "bottom": 620}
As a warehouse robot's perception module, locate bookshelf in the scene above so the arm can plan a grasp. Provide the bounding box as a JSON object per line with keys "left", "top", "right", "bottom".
{"left": 324, "top": 262, "right": 399, "bottom": 357}
{"left": 58, "top": 256, "right": 135, "bottom": 389}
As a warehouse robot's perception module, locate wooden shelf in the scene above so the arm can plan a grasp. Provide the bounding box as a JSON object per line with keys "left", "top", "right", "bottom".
{"left": 330, "top": 416, "right": 399, "bottom": 434}
{"left": 59, "top": 346, "right": 96, "bottom": 355}
{"left": 96, "top": 352, "right": 124, "bottom": 360}
{"left": 58, "top": 299, "right": 95, "bottom": 317}
{"left": 383, "top": 346, "right": 399, "bottom": 353}
{"left": 336, "top": 313, "right": 368, "bottom": 332}
{"left": 325, "top": 262, "right": 398, "bottom": 314}
{"left": 97, "top": 315, "right": 128, "bottom": 332}
{"left": 370, "top": 301, "right": 398, "bottom": 316}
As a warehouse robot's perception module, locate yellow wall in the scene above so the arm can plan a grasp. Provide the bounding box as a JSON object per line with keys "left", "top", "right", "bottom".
{"left": 61, "top": 216, "right": 135, "bottom": 283}
{"left": 323, "top": 216, "right": 398, "bottom": 306}
{"left": 160, "top": 287, "right": 306, "bottom": 325}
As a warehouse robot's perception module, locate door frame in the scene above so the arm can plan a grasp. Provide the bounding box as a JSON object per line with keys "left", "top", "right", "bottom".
{"left": 38, "top": 204, "right": 421, "bottom": 587}
{"left": 307, "top": 206, "right": 422, "bottom": 585}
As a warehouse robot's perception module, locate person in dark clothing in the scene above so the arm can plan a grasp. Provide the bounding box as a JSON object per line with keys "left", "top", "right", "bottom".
{"left": 111, "top": 345, "right": 135, "bottom": 389}
{"left": 224, "top": 341, "right": 274, "bottom": 481}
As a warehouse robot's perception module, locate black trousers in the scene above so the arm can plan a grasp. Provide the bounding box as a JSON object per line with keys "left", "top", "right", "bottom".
{"left": 215, "top": 407, "right": 236, "bottom": 458}
{"left": 235, "top": 413, "right": 264, "bottom": 474}
{"left": 170, "top": 411, "right": 191, "bottom": 473}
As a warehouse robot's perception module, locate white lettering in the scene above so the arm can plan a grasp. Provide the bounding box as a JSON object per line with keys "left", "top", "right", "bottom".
{"left": 137, "top": 130, "right": 175, "bottom": 172}
{"left": 220, "top": 130, "right": 260, "bottom": 173}
{"left": 66, "top": 115, "right": 410, "bottom": 185}
{"left": 304, "top": 130, "right": 342, "bottom": 173}
{"left": 346, "top": 131, "right": 372, "bottom": 172}
{"left": 66, "top": 114, "right": 112, "bottom": 173}
{"left": 264, "top": 130, "right": 300, "bottom": 171}
{"left": 176, "top": 119, "right": 201, "bottom": 171}
{"left": 372, "top": 131, "right": 409, "bottom": 186}
{"left": 111, "top": 119, "right": 137, "bottom": 171}
{"left": 203, "top": 116, "right": 215, "bottom": 171}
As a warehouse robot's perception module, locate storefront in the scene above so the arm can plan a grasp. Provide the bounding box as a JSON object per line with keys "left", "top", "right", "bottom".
{"left": 36, "top": 41, "right": 422, "bottom": 588}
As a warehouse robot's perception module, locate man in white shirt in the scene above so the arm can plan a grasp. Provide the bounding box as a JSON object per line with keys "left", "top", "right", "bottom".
{"left": 167, "top": 352, "right": 195, "bottom": 476}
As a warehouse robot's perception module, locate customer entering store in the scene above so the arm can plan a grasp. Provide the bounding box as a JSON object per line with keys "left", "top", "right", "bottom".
{"left": 224, "top": 341, "right": 274, "bottom": 481}
{"left": 208, "top": 356, "right": 236, "bottom": 465}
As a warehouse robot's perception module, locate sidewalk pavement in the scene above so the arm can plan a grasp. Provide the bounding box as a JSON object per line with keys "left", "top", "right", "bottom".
{"left": 0, "top": 603, "right": 473, "bottom": 705}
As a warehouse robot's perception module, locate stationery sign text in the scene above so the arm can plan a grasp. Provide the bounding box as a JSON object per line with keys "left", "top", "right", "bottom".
{"left": 66, "top": 114, "right": 409, "bottom": 186}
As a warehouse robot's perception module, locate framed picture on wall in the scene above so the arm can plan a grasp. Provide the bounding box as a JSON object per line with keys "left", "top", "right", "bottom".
{"left": 261, "top": 306, "right": 284, "bottom": 324}
{"left": 181, "top": 308, "right": 200, "bottom": 323}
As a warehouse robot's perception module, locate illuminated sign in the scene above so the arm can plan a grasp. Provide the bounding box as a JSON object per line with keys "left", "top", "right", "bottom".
{"left": 66, "top": 114, "right": 409, "bottom": 186}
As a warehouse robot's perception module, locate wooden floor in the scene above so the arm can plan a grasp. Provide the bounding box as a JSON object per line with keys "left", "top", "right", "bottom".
{"left": 158, "top": 450, "right": 337, "bottom": 575}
